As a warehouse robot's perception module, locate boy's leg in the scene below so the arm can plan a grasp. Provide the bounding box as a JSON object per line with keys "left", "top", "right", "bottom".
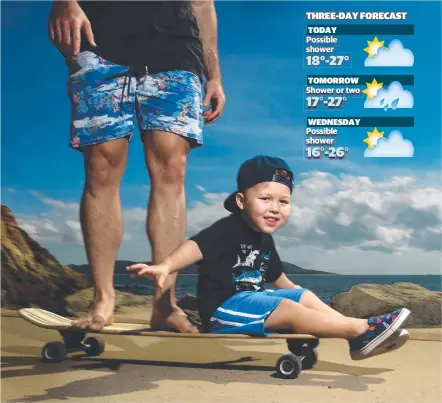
{"left": 209, "top": 290, "right": 367, "bottom": 338}
{"left": 269, "top": 288, "right": 410, "bottom": 358}
{"left": 265, "top": 297, "right": 410, "bottom": 359}
{"left": 298, "top": 290, "right": 345, "bottom": 318}
{"left": 264, "top": 299, "right": 368, "bottom": 339}
{"left": 67, "top": 52, "right": 134, "bottom": 330}
{"left": 137, "top": 70, "right": 203, "bottom": 333}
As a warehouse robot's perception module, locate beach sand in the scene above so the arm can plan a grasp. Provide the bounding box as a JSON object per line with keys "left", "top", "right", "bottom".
{"left": 1, "top": 308, "right": 441, "bottom": 403}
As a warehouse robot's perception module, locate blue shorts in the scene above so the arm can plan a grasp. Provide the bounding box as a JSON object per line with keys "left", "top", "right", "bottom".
{"left": 209, "top": 288, "right": 307, "bottom": 336}
{"left": 67, "top": 51, "right": 203, "bottom": 150}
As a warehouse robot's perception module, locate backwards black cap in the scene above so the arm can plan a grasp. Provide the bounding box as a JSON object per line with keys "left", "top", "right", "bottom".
{"left": 224, "top": 155, "right": 294, "bottom": 213}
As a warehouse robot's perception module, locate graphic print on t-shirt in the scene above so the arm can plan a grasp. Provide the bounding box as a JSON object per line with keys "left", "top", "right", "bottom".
{"left": 233, "top": 249, "right": 259, "bottom": 268}
{"left": 259, "top": 251, "right": 271, "bottom": 273}
{"left": 231, "top": 244, "right": 266, "bottom": 291}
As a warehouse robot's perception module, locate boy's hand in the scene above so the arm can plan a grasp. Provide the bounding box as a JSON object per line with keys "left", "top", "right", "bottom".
{"left": 126, "top": 263, "right": 169, "bottom": 291}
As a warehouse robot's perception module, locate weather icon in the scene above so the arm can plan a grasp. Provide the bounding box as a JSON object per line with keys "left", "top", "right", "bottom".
{"left": 363, "top": 127, "right": 385, "bottom": 149}
{"left": 364, "top": 129, "right": 414, "bottom": 157}
{"left": 363, "top": 37, "right": 386, "bottom": 58}
{"left": 364, "top": 81, "right": 414, "bottom": 110}
{"left": 364, "top": 38, "right": 414, "bottom": 67}
{"left": 362, "top": 78, "right": 383, "bottom": 100}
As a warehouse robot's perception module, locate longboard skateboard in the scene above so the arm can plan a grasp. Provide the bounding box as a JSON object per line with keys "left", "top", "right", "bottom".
{"left": 19, "top": 308, "right": 320, "bottom": 379}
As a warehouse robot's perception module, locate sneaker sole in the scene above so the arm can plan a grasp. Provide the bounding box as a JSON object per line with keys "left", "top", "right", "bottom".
{"left": 352, "top": 308, "right": 411, "bottom": 359}
{"left": 351, "top": 328, "right": 409, "bottom": 360}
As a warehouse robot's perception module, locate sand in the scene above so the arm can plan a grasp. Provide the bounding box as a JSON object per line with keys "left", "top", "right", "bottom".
{"left": 1, "top": 309, "right": 441, "bottom": 403}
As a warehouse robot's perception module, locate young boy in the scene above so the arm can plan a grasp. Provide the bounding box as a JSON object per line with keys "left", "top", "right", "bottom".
{"left": 127, "top": 155, "right": 410, "bottom": 360}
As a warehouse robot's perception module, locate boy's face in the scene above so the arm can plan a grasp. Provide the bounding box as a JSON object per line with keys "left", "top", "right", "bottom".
{"left": 236, "top": 181, "right": 291, "bottom": 234}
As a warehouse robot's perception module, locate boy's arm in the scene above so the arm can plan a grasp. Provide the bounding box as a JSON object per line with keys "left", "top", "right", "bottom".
{"left": 163, "top": 240, "right": 203, "bottom": 274}
{"left": 126, "top": 240, "right": 202, "bottom": 289}
{"left": 272, "top": 273, "right": 303, "bottom": 289}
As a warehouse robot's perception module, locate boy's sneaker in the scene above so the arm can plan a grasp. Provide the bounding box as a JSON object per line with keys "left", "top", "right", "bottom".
{"left": 351, "top": 328, "right": 409, "bottom": 360}
{"left": 349, "top": 308, "right": 411, "bottom": 360}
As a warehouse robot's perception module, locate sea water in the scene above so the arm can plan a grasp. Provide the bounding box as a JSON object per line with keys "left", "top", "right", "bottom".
{"left": 113, "top": 274, "right": 442, "bottom": 304}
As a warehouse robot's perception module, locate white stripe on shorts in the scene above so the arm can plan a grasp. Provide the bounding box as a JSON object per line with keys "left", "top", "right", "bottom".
{"left": 209, "top": 317, "right": 265, "bottom": 327}
{"left": 215, "top": 307, "right": 270, "bottom": 319}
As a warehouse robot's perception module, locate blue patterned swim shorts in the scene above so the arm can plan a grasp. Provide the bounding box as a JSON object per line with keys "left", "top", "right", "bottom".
{"left": 67, "top": 51, "right": 203, "bottom": 150}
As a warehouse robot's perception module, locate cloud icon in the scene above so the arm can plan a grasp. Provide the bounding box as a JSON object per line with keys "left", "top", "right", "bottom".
{"left": 364, "top": 81, "right": 414, "bottom": 110}
{"left": 365, "top": 39, "right": 414, "bottom": 67}
{"left": 364, "top": 130, "right": 414, "bottom": 158}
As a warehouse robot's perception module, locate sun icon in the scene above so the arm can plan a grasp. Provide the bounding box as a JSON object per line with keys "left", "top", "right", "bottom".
{"left": 363, "top": 128, "right": 385, "bottom": 149}
{"left": 363, "top": 78, "right": 384, "bottom": 100}
{"left": 363, "top": 37, "right": 387, "bottom": 58}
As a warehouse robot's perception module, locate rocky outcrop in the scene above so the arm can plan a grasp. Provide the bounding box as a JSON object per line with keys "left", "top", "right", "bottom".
{"left": 177, "top": 293, "right": 201, "bottom": 323}
{"left": 331, "top": 282, "right": 442, "bottom": 328}
{"left": 1, "top": 205, "right": 89, "bottom": 314}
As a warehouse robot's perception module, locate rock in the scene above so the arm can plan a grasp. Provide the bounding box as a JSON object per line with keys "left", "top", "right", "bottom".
{"left": 1, "top": 205, "right": 90, "bottom": 315}
{"left": 177, "top": 293, "right": 201, "bottom": 322}
{"left": 331, "top": 282, "right": 442, "bottom": 328}
{"left": 66, "top": 288, "right": 153, "bottom": 316}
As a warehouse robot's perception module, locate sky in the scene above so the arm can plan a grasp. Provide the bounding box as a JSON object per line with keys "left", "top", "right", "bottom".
{"left": 1, "top": 1, "right": 441, "bottom": 274}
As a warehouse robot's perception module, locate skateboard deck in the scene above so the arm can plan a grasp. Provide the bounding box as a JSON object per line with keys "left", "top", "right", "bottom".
{"left": 19, "top": 308, "right": 318, "bottom": 340}
{"left": 19, "top": 307, "right": 320, "bottom": 379}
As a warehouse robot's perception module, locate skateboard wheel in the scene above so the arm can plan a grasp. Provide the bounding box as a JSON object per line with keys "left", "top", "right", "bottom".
{"left": 276, "top": 354, "right": 302, "bottom": 379}
{"left": 84, "top": 337, "right": 105, "bottom": 356}
{"left": 301, "top": 348, "right": 318, "bottom": 370}
{"left": 42, "top": 342, "right": 66, "bottom": 363}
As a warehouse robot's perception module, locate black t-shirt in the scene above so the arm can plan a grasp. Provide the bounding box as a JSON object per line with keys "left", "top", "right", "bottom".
{"left": 190, "top": 214, "right": 284, "bottom": 328}
{"left": 78, "top": 1, "right": 204, "bottom": 80}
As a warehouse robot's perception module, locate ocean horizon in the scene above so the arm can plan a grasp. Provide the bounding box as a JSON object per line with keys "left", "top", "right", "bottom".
{"left": 106, "top": 274, "right": 442, "bottom": 304}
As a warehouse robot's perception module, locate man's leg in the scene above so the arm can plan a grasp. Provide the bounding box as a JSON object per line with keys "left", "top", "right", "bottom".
{"left": 142, "top": 130, "right": 197, "bottom": 333}
{"left": 72, "top": 138, "right": 129, "bottom": 331}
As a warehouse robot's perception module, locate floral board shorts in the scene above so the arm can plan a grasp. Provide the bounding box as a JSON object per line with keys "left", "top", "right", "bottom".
{"left": 67, "top": 51, "right": 203, "bottom": 150}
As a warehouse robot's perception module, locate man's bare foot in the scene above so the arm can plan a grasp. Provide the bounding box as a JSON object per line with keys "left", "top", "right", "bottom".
{"left": 150, "top": 307, "right": 199, "bottom": 333}
{"left": 71, "top": 297, "right": 115, "bottom": 332}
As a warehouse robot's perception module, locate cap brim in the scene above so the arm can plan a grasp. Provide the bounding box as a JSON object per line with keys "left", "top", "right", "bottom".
{"left": 224, "top": 191, "right": 239, "bottom": 213}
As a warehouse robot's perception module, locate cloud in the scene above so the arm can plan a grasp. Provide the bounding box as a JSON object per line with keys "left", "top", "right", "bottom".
{"left": 184, "top": 172, "right": 441, "bottom": 270}
{"left": 196, "top": 185, "right": 206, "bottom": 192}
{"left": 39, "top": 197, "right": 79, "bottom": 211}
{"left": 364, "top": 81, "right": 414, "bottom": 110}
{"left": 16, "top": 216, "right": 83, "bottom": 244}
{"left": 123, "top": 208, "right": 146, "bottom": 222}
{"left": 15, "top": 193, "right": 141, "bottom": 247}
{"left": 364, "top": 130, "right": 414, "bottom": 158}
{"left": 3, "top": 188, "right": 17, "bottom": 193}
{"left": 365, "top": 39, "right": 414, "bottom": 67}
{"left": 12, "top": 172, "right": 441, "bottom": 273}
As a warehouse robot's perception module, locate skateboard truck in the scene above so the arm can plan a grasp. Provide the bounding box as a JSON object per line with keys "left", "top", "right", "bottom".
{"left": 41, "top": 330, "right": 105, "bottom": 363}
{"left": 275, "top": 338, "right": 320, "bottom": 379}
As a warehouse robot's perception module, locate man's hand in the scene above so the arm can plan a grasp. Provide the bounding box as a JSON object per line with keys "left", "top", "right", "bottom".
{"left": 48, "top": 1, "right": 96, "bottom": 58}
{"left": 203, "top": 79, "right": 225, "bottom": 124}
{"left": 126, "top": 263, "right": 169, "bottom": 291}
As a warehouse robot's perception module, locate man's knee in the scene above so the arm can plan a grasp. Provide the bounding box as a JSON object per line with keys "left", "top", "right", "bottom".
{"left": 150, "top": 154, "right": 188, "bottom": 188}
{"left": 83, "top": 142, "right": 127, "bottom": 191}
